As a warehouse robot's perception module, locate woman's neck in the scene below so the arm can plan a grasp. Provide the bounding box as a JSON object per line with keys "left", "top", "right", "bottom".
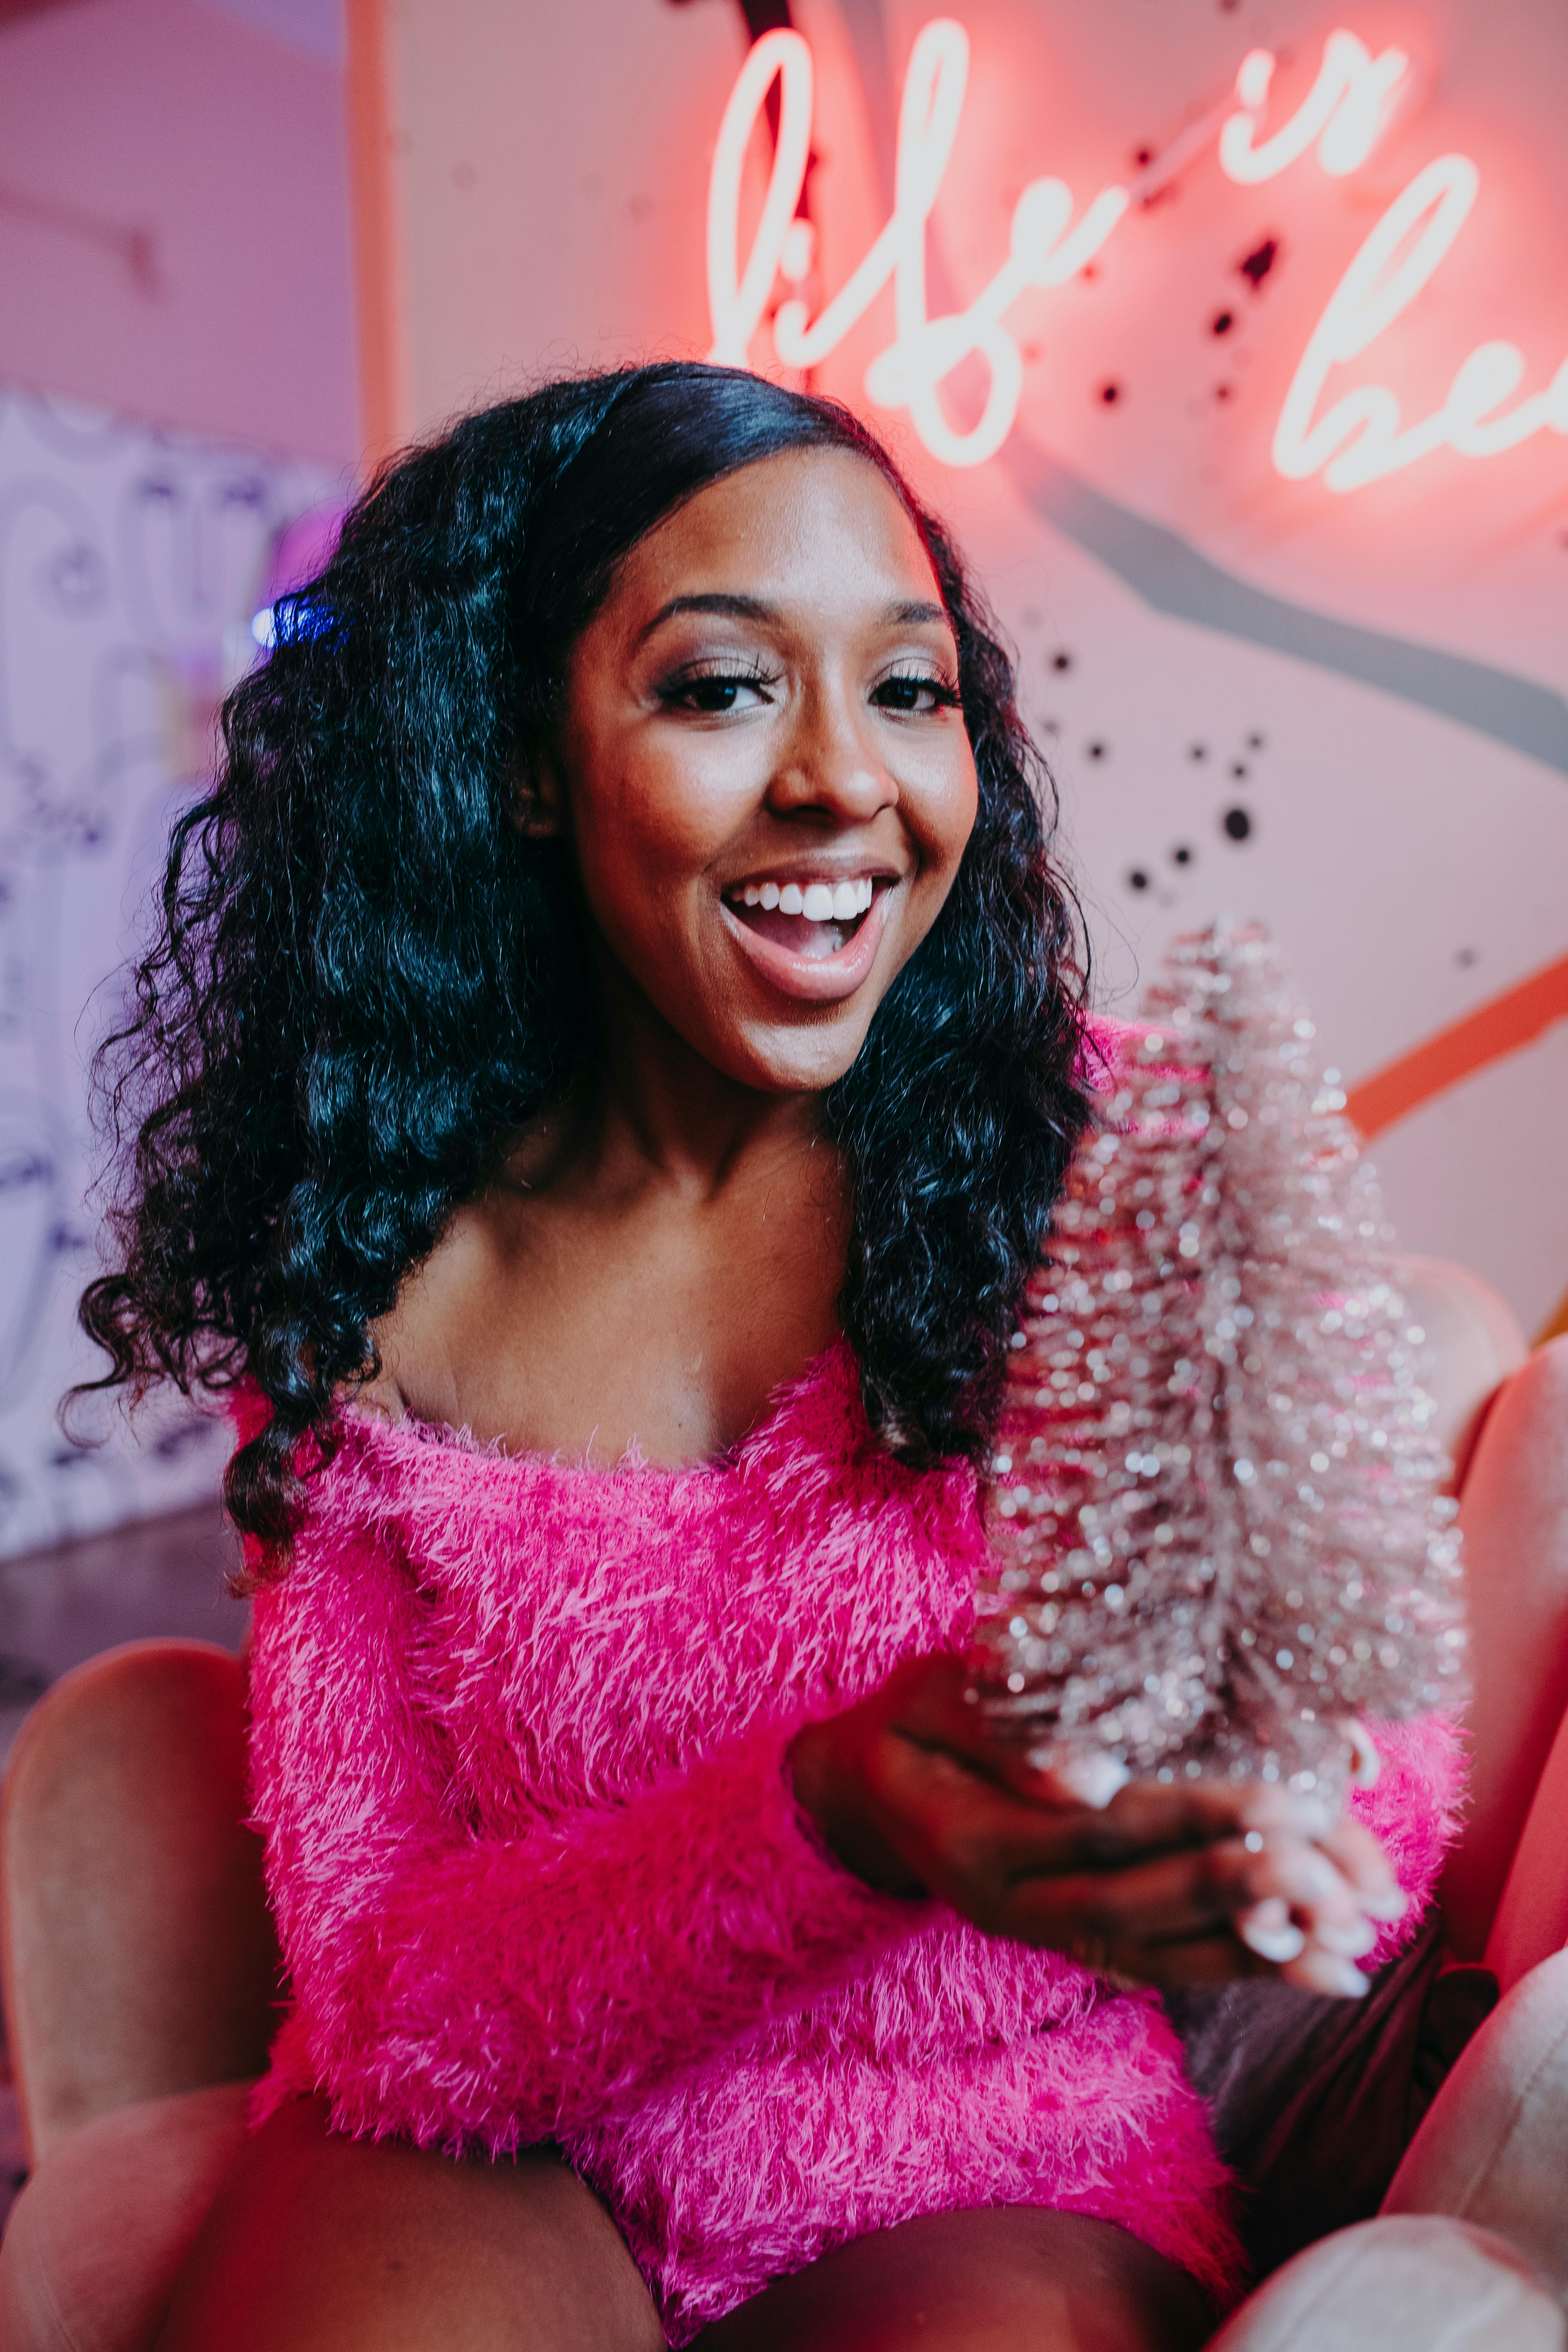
{"left": 517, "top": 959, "right": 832, "bottom": 1210}
{"left": 375, "top": 979, "right": 850, "bottom": 1466}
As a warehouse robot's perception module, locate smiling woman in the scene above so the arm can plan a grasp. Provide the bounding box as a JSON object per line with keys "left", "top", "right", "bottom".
{"left": 68, "top": 364, "right": 1435, "bottom": 2352}
{"left": 77, "top": 364, "right": 1078, "bottom": 1499}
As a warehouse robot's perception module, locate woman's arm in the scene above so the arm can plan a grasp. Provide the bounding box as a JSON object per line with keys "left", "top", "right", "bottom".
{"left": 248, "top": 1524, "right": 928, "bottom": 2156}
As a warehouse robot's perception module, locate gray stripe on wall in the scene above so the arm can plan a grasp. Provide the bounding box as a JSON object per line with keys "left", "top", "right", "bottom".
{"left": 1004, "top": 437, "right": 1568, "bottom": 778}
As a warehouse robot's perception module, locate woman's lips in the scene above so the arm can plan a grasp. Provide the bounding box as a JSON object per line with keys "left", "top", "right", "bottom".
{"left": 720, "top": 885, "right": 894, "bottom": 1003}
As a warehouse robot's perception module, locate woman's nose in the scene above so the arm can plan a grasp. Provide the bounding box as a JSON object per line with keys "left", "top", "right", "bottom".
{"left": 766, "top": 701, "right": 899, "bottom": 824}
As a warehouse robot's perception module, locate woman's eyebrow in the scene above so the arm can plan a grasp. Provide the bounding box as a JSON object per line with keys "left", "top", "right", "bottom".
{"left": 637, "top": 592, "right": 950, "bottom": 643}
{"left": 637, "top": 592, "right": 777, "bottom": 644}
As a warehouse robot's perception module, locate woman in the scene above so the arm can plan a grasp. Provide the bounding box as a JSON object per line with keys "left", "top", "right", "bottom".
{"left": 81, "top": 364, "right": 1444, "bottom": 2352}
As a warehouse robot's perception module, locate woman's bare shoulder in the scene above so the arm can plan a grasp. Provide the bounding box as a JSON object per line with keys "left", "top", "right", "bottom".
{"left": 349, "top": 1110, "right": 576, "bottom": 1426}
{"left": 355, "top": 1206, "right": 506, "bottom": 1427}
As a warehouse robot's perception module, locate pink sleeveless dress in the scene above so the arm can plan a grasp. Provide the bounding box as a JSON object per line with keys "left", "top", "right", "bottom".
{"left": 244, "top": 1342, "right": 1459, "bottom": 2341}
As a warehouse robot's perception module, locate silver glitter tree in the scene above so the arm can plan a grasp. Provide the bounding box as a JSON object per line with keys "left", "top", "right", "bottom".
{"left": 972, "top": 923, "right": 1466, "bottom": 1807}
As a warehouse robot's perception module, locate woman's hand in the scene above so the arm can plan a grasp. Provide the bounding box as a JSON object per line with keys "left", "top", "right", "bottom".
{"left": 788, "top": 1655, "right": 1405, "bottom": 1994}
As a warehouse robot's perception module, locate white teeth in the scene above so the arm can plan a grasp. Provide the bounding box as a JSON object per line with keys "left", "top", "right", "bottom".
{"left": 730, "top": 875, "right": 879, "bottom": 918}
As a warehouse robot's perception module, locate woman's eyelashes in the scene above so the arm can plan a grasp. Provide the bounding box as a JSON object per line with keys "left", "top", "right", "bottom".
{"left": 655, "top": 657, "right": 961, "bottom": 719}
{"left": 657, "top": 659, "right": 781, "bottom": 715}
{"left": 871, "top": 667, "right": 961, "bottom": 715}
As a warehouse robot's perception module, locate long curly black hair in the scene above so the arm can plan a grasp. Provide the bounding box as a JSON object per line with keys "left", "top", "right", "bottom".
{"left": 76, "top": 363, "right": 1088, "bottom": 1557}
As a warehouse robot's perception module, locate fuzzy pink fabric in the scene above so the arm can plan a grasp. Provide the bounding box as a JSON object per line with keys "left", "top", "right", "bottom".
{"left": 245, "top": 1338, "right": 1460, "bottom": 2341}
{"left": 248, "top": 1346, "right": 1251, "bottom": 2337}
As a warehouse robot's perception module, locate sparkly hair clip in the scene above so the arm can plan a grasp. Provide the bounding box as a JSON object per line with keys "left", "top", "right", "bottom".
{"left": 972, "top": 921, "right": 1466, "bottom": 1809}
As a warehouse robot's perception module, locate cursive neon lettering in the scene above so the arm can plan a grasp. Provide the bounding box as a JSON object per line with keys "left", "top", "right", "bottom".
{"left": 1219, "top": 31, "right": 1409, "bottom": 185}
{"left": 706, "top": 28, "right": 814, "bottom": 369}
{"left": 704, "top": 21, "right": 1567, "bottom": 496}
{"left": 714, "top": 18, "right": 1129, "bottom": 468}
{"left": 1274, "top": 154, "right": 1568, "bottom": 490}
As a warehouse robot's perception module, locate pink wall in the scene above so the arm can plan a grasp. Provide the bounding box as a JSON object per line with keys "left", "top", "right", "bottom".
{"left": 373, "top": 0, "right": 1568, "bottom": 1338}
{"left": 0, "top": 0, "right": 357, "bottom": 466}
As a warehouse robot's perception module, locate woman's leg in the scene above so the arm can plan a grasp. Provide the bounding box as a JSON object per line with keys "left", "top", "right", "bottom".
{"left": 154, "top": 2097, "right": 666, "bottom": 2352}
{"left": 689, "top": 2208, "right": 1213, "bottom": 2352}
{"left": 1441, "top": 1339, "right": 1568, "bottom": 1960}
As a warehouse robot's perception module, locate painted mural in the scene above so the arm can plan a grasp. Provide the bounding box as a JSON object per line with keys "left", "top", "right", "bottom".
{"left": 0, "top": 386, "right": 337, "bottom": 1557}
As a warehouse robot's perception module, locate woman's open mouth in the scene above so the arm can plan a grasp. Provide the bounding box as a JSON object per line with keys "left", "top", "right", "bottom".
{"left": 720, "top": 870, "right": 895, "bottom": 1002}
{"left": 723, "top": 873, "right": 878, "bottom": 962}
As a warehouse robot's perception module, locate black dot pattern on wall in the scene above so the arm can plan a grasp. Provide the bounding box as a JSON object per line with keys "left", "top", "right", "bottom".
{"left": 1086, "top": 740, "right": 1108, "bottom": 760}
{"left": 1222, "top": 807, "right": 1253, "bottom": 842}
{"left": 1128, "top": 867, "right": 1151, "bottom": 891}
{"left": 1238, "top": 237, "right": 1280, "bottom": 291}
{"left": 1171, "top": 845, "right": 1194, "bottom": 867}
{"left": 1211, "top": 310, "right": 1235, "bottom": 336}
{"left": 1188, "top": 743, "right": 1208, "bottom": 762}
{"left": 1052, "top": 650, "right": 1074, "bottom": 671}
{"left": 1098, "top": 380, "right": 1123, "bottom": 405}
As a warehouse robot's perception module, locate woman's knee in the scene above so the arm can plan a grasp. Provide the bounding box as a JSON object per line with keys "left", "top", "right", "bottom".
{"left": 156, "top": 2096, "right": 665, "bottom": 2352}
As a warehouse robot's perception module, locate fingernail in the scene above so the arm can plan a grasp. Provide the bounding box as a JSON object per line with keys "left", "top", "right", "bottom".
{"left": 1316, "top": 1916, "right": 1378, "bottom": 1959}
{"left": 1238, "top": 1905, "right": 1306, "bottom": 1963}
{"left": 1246, "top": 1896, "right": 1291, "bottom": 1931}
{"left": 1055, "top": 1753, "right": 1132, "bottom": 1809}
{"left": 1365, "top": 1883, "right": 1408, "bottom": 1921}
{"left": 1297, "top": 1953, "right": 1370, "bottom": 1997}
{"left": 1303, "top": 1853, "right": 1343, "bottom": 1900}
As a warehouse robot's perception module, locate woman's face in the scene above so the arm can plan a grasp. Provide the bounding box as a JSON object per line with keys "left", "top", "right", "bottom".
{"left": 545, "top": 447, "right": 979, "bottom": 1095}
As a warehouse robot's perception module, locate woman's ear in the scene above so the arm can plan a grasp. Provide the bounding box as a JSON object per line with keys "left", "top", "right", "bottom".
{"left": 511, "top": 753, "right": 565, "bottom": 840}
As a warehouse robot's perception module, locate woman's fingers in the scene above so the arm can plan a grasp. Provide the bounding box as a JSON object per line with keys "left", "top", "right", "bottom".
{"left": 998, "top": 1821, "right": 1388, "bottom": 1974}
{"left": 1001, "top": 1832, "right": 1306, "bottom": 1950}
{"left": 1279, "top": 1945, "right": 1373, "bottom": 1997}
{"left": 1336, "top": 1716, "right": 1383, "bottom": 1789}
{"left": 1235, "top": 1835, "right": 1378, "bottom": 1946}
{"left": 1316, "top": 1813, "right": 1407, "bottom": 1919}
{"left": 1234, "top": 1895, "right": 1306, "bottom": 1963}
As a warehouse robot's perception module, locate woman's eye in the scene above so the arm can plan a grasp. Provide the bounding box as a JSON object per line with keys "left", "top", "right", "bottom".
{"left": 661, "top": 669, "right": 777, "bottom": 714}
{"left": 872, "top": 672, "right": 961, "bottom": 715}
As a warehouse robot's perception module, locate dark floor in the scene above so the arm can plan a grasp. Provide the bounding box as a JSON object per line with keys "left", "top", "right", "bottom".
{"left": 0, "top": 1498, "right": 244, "bottom": 2224}
{"left": 0, "top": 1497, "right": 245, "bottom": 1764}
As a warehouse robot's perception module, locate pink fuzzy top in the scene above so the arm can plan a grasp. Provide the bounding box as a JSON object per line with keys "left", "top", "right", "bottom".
{"left": 245, "top": 1333, "right": 1461, "bottom": 2342}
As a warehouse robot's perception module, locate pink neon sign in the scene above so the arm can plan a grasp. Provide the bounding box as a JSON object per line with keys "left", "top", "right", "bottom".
{"left": 706, "top": 18, "right": 1568, "bottom": 493}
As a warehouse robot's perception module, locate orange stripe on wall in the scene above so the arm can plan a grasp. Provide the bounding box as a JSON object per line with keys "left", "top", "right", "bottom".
{"left": 1347, "top": 951, "right": 1568, "bottom": 1141}
{"left": 344, "top": 0, "right": 411, "bottom": 472}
